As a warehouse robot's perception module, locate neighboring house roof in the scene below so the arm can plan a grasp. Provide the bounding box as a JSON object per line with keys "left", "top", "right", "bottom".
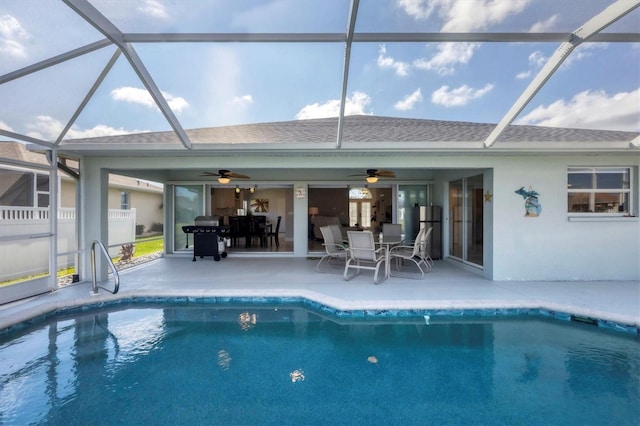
{"left": 59, "top": 115, "right": 638, "bottom": 147}
{"left": 0, "top": 141, "right": 162, "bottom": 193}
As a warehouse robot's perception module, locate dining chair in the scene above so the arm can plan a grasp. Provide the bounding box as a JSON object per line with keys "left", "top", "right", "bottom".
{"left": 266, "top": 216, "right": 282, "bottom": 247}
{"left": 344, "top": 231, "right": 387, "bottom": 284}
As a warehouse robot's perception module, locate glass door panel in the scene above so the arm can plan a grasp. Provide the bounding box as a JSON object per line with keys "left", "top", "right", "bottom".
{"left": 466, "top": 175, "right": 484, "bottom": 266}
{"left": 174, "top": 185, "right": 204, "bottom": 252}
{"left": 449, "top": 179, "right": 464, "bottom": 259}
{"left": 449, "top": 175, "right": 483, "bottom": 266}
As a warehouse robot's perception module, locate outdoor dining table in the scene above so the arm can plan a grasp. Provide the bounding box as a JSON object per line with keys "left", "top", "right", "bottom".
{"left": 376, "top": 236, "right": 403, "bottom": 278}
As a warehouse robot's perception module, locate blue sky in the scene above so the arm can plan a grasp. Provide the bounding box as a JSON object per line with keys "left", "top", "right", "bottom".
{"left": 0, "top": 0, "right": 639, "bottom": 142}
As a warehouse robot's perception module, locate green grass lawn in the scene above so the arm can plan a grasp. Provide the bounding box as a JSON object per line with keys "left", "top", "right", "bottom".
{"left": 131, "top": 235, "right": 164, "bottom": 257}
{"left": 1, "top": 235, "right": 165, "bottom": 286}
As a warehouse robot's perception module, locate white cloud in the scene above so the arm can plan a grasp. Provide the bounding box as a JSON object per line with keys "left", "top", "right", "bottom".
{"left": 25, "top": 115, "right": 148, "bottom": 140}
{"left": 137, "top": 0, "right": 169, "bottom": 19}
{"left": 232, "top": 94, "right": 253, "bottom": 105}
{"left": 516, "top": 89, "right": 640, "bottom": 132}
{"left": 0, "top": 14, "right": 29, "bottom": 58}
{"left": 395, "top": 88, "right": 423, "bottom": 111}
{"left": 377, "top": 44, "right": 410, "bottom": 76}
{"left": 398, "top": 0, "right": 530, "bottom": 31}
{"left": 295, "top": 92, "right": 372, "bottom": 120}
{"left": 431, "top": 83, "right": 494, "bottom": 107}
{"left": 529, "top": 14, "right": 559, "bottom": 32}
{"left": 0, "top": 120, "right": 14, "bottom": 132}
{"left": 562, "top": 43, "right": 607, "bottom": 69}
{"left": 413, "top": 42, "right": 479, "bottom": 75}
{"left": 515, "top": 50, "right": 547, "bottom": 79}
{"left": 396, "top": 0, "right": 437, "bottom": 20}
{"left": 111, "top": 87, "right": 189, "bottom": 113}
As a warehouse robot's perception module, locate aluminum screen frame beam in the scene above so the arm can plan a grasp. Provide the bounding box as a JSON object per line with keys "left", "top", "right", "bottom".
{"left": 484, "top": 0, "right": 640, "bottom": 148}
{"left": 336, "top": 0, "right": 360, "bottom": 149}
{"left": 62, "top": 0, "right": 193, "bottom": 149}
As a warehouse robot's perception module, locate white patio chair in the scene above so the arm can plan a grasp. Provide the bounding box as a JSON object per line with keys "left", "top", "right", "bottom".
{"left": 316, "top": 225, "right": 347, "bottom": 272}
{"left": 420, "top": 226, "right": 434, "bottom": 269}
{"left": 344, "top": 231, "right": 387, "bottom": 284}
{"left": 328, "top": 224, "right": 348, "bottom": 246}
{"left": 382, "top": 223, "right": 403, "bottom": 244}
{"left": 389, "top": 226, "right": 430, "bottom": 279}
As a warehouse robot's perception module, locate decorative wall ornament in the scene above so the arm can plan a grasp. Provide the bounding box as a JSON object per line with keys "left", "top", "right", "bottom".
{"left": 250, "top": 198, "right": 269, "bottom": 213}
{"left": 515, "top": 186, "right": 541, "bottom": 217}
{"left": 484, "top": 190, "right": 493, "bottom": 203}
{"left": 294, "top": 186, "right": 306, "bottom": 199}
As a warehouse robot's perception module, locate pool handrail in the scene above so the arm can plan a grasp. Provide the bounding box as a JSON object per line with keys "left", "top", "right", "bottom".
{"left": 90, "top": 240, "right": 120, "bottom": 295}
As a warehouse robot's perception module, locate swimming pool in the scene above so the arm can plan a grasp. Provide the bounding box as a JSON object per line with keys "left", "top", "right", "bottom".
{"left": 1, "top": 301, "right": 639, "bottom": 425}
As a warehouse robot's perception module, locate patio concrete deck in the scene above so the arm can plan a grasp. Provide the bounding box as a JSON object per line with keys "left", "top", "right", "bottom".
{"left": 1, "top": 256, "right": 639, "bottom": 331}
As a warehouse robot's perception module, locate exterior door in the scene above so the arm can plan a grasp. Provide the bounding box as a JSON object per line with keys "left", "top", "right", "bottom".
{"left": 449, "top": 174, "right": 483, "bottom": 266}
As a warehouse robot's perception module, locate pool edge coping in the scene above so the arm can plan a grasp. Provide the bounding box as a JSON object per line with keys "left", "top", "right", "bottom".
{"left": 1, "top": 289, "right": 638, "bottom": 336}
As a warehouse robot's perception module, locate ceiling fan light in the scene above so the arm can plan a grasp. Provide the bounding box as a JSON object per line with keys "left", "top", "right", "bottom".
{"left": 218, "top": 177, "right": 231, "bottom": 184}
{"left": 366, "top": 176, "right": 378, "bottom": 183}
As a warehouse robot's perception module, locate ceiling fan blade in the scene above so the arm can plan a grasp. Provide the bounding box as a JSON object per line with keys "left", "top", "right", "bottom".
{"left": 375, "top": 170, "right": 396, "bottom": 178}
{"left": 227, "top": 172, "right": 251, "bottom": 179}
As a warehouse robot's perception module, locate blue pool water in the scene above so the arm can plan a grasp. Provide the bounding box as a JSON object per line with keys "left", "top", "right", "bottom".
{"left": 1, "top": 303, "right": 638, "bottom": 425}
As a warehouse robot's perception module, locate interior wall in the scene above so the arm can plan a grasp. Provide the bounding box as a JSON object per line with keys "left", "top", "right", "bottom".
{"left": 309, "top": 187, "right": 349, "bottom": 225}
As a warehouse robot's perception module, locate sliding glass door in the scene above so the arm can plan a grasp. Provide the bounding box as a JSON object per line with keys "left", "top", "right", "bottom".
{"left": 449, "top": 174, "right": 483, "bottom": 266}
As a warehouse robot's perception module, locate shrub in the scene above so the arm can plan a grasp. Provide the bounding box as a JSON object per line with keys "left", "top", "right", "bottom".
{"left": 119, "top": 244, "right": 135, "bottom": 261}
{"left": 150, "top": 222, "right": 163, "bottom": 232}
{"left": 136, "top": 224, "right": 145, "bottom": 235}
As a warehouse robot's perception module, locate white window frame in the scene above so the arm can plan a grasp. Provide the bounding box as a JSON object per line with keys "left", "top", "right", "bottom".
{"left": 120, "top": 191, "right": 130, "bottom": 210}
{"left": 567, "top": 167, "right": 632, "bottom": 216}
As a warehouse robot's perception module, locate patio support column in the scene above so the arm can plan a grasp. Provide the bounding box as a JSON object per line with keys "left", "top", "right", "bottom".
{"left": 292, "top": 182, "right": 309, "bottom": 257}
{"left": 80, "top": 158, "right": 109, "bottom": 281}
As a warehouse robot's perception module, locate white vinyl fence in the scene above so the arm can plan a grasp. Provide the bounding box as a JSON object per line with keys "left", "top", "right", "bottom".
{"left": 0, "top": 207, "right": 136, "bottom": 282}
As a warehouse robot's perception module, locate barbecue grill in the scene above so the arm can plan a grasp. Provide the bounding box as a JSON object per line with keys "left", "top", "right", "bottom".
{"left": 182, "top": 216, "right": 229, "bottom": 261}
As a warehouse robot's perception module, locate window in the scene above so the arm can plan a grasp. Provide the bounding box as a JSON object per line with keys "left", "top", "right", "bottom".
{"left": 36, "top": 174, "right": 49, "bottom": 207}
{"left": 120, "top": 191, "right": 130, "bottom": 210}
{"left": 568, "top": 167, "right": 631, "bottom": 215}
{"left": 349, "top": 187, "right": 372, "bottom": 228}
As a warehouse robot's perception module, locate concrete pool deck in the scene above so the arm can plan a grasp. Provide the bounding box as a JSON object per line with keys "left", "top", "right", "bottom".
{"left": 1, "top": 256, "right": 639, "bottom": 331}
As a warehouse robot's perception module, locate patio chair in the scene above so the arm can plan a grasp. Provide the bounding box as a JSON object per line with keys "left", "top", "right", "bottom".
{"left": 328, "top": 224, "right": 348, "bottom": 246}
{"left": 420, "top": 226, "right": 434, "bottom": 269}
{"left": 389, "top": 226, "right": 430, "bottom": 279}
{"left": 382, "top": 223, "right": 402, "bottom": 244}
{"left": 316, "top": 225, "right": 347, "bottom": 272}
{"left": 344, "top": 231, "right": 387, "bottom": 284}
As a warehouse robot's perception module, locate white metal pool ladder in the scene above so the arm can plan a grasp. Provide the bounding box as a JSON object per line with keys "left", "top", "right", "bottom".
{"left": 90, "top": 240, "right": 120, "bottom": 295}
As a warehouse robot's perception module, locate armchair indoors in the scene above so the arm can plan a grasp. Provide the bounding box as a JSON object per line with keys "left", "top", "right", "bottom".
{"left": 344, "top": 231, "right": 387, "bottom": 284}
{"left": 316, "top": 225, "right": 347, "bottom": 272}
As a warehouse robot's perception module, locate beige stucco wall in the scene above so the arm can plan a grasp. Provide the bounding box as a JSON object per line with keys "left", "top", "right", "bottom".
{"left": 107, "top": 186, "right": 163, "bottom": 232}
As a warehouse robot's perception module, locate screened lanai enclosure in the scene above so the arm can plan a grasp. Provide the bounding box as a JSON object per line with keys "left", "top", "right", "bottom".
{"left": 1, "top": 0, "right": 639, "bottom": 303}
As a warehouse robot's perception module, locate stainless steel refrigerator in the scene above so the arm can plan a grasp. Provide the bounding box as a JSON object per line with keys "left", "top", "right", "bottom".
{"left": 413, "top": 206, "right": 442, "bottom": 259}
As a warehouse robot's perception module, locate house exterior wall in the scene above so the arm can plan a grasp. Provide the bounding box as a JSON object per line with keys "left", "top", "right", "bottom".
{"left": 107, "top": 187, "right": 162, "bottom": 233}
{"left": 489, "top": 155, "right": 639, "bottom": 281}
{"left": 76, "top": 153, "right": 639, "bottom": 282}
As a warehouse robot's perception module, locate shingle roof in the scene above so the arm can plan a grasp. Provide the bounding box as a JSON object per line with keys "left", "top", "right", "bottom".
{"left": 60, "top": 115, "right": 638, "bottom": 146}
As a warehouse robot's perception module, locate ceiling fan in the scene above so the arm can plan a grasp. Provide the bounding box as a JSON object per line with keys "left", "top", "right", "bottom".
{"left": 202, "top": 169, "right": 251, "bottom": 184}
{"left": 350, "top": 169, "right": 396, "bottom": 183}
